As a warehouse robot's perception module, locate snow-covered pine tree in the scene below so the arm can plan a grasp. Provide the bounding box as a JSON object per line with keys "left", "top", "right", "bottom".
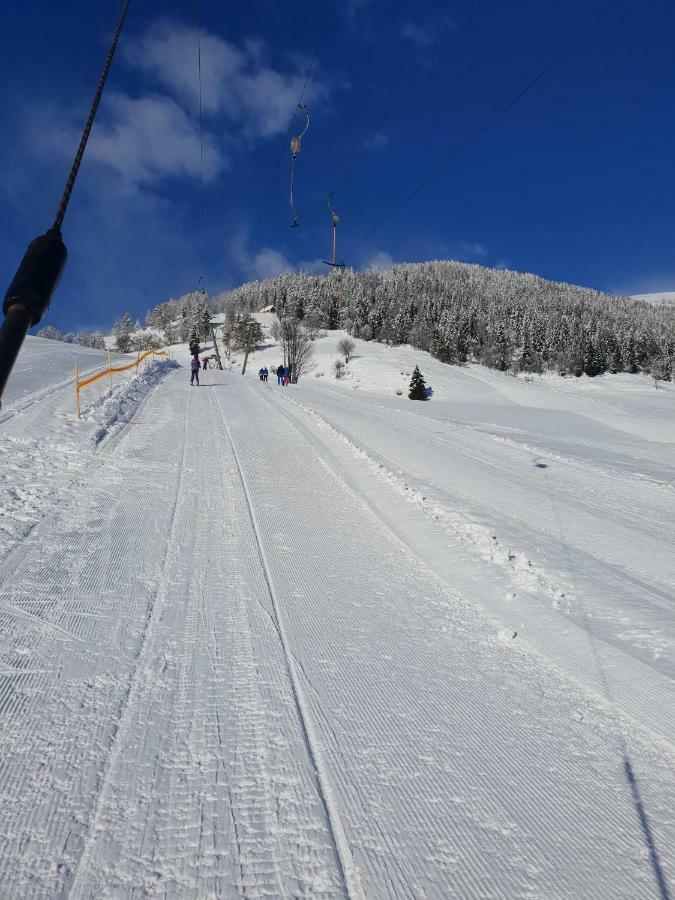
{"left": 652, "top": 353, "right": 672, "bottom": 383}
{"left": 409, "top": 366, "right": 428, "bottom": 400}
{"left": 493, "top": 321, "right": 511, "bottom": 372}
{"left": 583, "top": 336, "right": 605, "bottom": 377}
{"left": 197, "top": 296, "right": 212, "bottom": 340}
{"left": 115, "top": 313, "right": 134, "bottom": 353}
{"left": 90, "top": 331, "right": 106, "bottom": 350}
{"left": 36, "top": 325, "right": 63, "bottom": 341}
{"left": 609, "top": 343, "right": 623, "bottom": 374}
{"left": 188, "top": 322, "right": 200, "bottom": 357}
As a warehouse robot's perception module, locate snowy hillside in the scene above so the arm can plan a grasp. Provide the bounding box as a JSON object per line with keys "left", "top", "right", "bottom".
{"left": 0, "top": 328, "right": 673, "bottom": 898}
{"left": 213, "top": 261, "right": 675, "bottom": 380}
{"left": 632, "top": 291, "right": 675, "bottom": 305}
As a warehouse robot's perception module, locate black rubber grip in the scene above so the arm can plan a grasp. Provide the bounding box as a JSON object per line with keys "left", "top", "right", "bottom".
{"left": 3, "top": 229, "right": 68, "bottom": 326}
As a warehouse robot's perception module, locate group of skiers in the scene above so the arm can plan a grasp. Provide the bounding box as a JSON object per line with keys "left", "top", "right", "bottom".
{"left": 260, "top": 365, "right": 291, "bottom": 385}
{"left": 189, "top": 355, "right": 292, "bottom": 386}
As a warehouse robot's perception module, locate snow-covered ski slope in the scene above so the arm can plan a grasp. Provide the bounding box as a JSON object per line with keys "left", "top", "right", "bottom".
{"left": 1, "top": 336, "right": 136, "bottom": 431}
{"left": 0, "top": 331, "right": 673, "bottom": 898}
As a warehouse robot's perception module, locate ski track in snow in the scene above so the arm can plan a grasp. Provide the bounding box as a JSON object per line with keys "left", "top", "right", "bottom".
{"left": 252, "top": 387, "right": 674, "bottom": 743}
{"left": 210, "top": 386, "right": 364, "bottom": 900}
{"left": 0, "top": 353, "right": 673, "bottom": 899}
{"left": 282, "top": 386, "right": 674, "bottom": 678}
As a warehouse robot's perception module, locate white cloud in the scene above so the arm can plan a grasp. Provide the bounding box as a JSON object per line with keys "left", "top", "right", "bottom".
{"left": 298, "top": 257, "right": 328, "bottom": 275}
{"left": 458, "top": 241, "right": 487, "bottom": 260}
{"left": 251, "top": 248, "right": 295, "bottom": 280}
{"left": 23, "top": 18, "right": 334, "bottom": 192}
{"left": 87, "top": 93, "right": 226, "bottom": 186}
{"left": 363, "top": 131, "right": 389, "bottom": 151}
{"left": 229, "top": 229, "right": 327, "bottom": 281}
{"left": 29, "top": 93, "right": 226, "bottom": 189}
{"left": 123, "top": 20, "right": 329, "bottom": 140}
{"left": 400, "top": 14, "right": 454, "bottom": 52}
{"left": 230, "top": 230, "right": 288, "bottom": 280}
{"left": 1, "top": 110, "right": 203, "bottom": 331}
{"left": 124, "top": 21, "right": 242, "bottom": 116}
{"left": 364, "top": 250, "right": 397, "bottom": 272}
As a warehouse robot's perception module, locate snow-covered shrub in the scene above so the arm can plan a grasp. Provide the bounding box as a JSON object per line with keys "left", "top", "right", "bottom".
{"left": 131, "top": 332, "right": 163, "bottom": 352}
{"left": 337, "top": 337, "right": 356, "bottom": 363}
{"left": 334, "top": 360, "right": 345, "bottom": 380}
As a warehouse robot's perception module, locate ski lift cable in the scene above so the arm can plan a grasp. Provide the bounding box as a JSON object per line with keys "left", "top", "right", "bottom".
{"left": 196, "top": 0, "right": 207, "bottom": 288}
{"left": 0, "top": 0, "right": 132, "bottom": 404}
{"left": 345, "top": 0, "right": 625, "bottom": 259}
{"left": 294, "top": 0, "right": 484, "bottom": 251}
{"left": 53, "top": 0, "right": 133, "bottom": 232}
{"left": 249, "top": 41, "right": 321, "bottom": 247}
{"left": 289, "top": 103, "right": 311, "bottom": 227}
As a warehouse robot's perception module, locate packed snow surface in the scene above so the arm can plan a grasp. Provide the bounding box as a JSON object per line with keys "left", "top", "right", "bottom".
{"left": 0, "top": 328, "right": 673, "bottom": 898}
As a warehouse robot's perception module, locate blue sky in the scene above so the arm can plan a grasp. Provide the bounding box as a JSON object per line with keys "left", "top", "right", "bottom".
{"left": 1, "top": 0, "right": 674, "bottom": 332}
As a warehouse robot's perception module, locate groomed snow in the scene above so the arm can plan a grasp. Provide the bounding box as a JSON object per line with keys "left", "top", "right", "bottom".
{"left": 0, "top": 328, "right": 673, "bottom": 898}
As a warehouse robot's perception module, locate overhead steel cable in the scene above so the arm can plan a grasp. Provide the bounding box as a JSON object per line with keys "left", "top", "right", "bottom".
{"left": 293, "top": 0, "right": 484, "bottom": 252}
{"left": 346, "top": 0, "right": 625, "bottom": 259}
{"left": 53, "top": 0, "right": 132, "bottom": 232}
{"left": 248, "top": 40, "right": 321, "bottom": 248}
{"left": 0, "top": 0, "right": 132, "bottom": 404}
{"left": 196, "top": 3, "right": 207, "bottom": 286}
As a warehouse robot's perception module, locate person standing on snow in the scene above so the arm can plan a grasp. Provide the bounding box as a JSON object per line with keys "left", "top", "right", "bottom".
{"left": 276, "top": 365, "right": 284, "bottom": 385}
{"left": 202, "top": 356, "right": 209, "bottom": 370}
{"left": 190, "top": 355, "right": 200, "bottom": 386}
{"left": 283, "top": 365, "right": 291, "bottom": 385}
{"left": 263, "top": 367, "right": 269, "bottom": 382}
{"left": 258, "top": 367, "right": 265, "bottom": 381}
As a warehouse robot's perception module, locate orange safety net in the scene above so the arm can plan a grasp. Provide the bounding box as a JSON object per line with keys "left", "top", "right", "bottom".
{"left": 77, "top": 349, "right": 167, "bottom": 391}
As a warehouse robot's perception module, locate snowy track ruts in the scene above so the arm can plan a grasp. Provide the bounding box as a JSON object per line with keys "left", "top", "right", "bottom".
{"left": 1, "top": 368, "right": 674, "bottom": 898}
{"left": 212, "top": 378, "right": 675, "bottom": 898}
{"left": 0, "top": 372, "right": 187, "bottom": 896}
{"left": 0, "top": 368, "right": 98, "bottom": 426}
{"left": 67, "top": 370, "right": 193, "bottom": 896}
{"left": 210, "top": 383, "right": 365, "bottom": 900}
{"left": 61, "top": 370, "right": 349, "bottom": 898}
{"left": 263, "top": 389, "right": 675, "bottom": 746}
{"left": 296, "top": 389, "right": 675, "bottom": 584}
{"left": 284, "top": 389, "right": 675, "bottom": 676}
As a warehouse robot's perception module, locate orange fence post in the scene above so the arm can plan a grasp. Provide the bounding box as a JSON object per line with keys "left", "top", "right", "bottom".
{"left": 74, "top": 364, "right": 80, "bottom": 419}
{"left": 74, "top": 348, "right": 167, "bottom": 407}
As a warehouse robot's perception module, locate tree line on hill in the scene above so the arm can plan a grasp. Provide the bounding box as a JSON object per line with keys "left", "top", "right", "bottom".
{"left": 39, "top": 260, "right": 674, "bottom": 382}
{"left": 210, "top": 260, "right": 674, "bottom": 381}
{"left": 36, "top": 325, "right": 107, "bottom": 350}
{"left": 37, "top": 291, "right": 213, "bottom": 354}
{"left": 144, "top": 291, "right": 212, "bottom": 348}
